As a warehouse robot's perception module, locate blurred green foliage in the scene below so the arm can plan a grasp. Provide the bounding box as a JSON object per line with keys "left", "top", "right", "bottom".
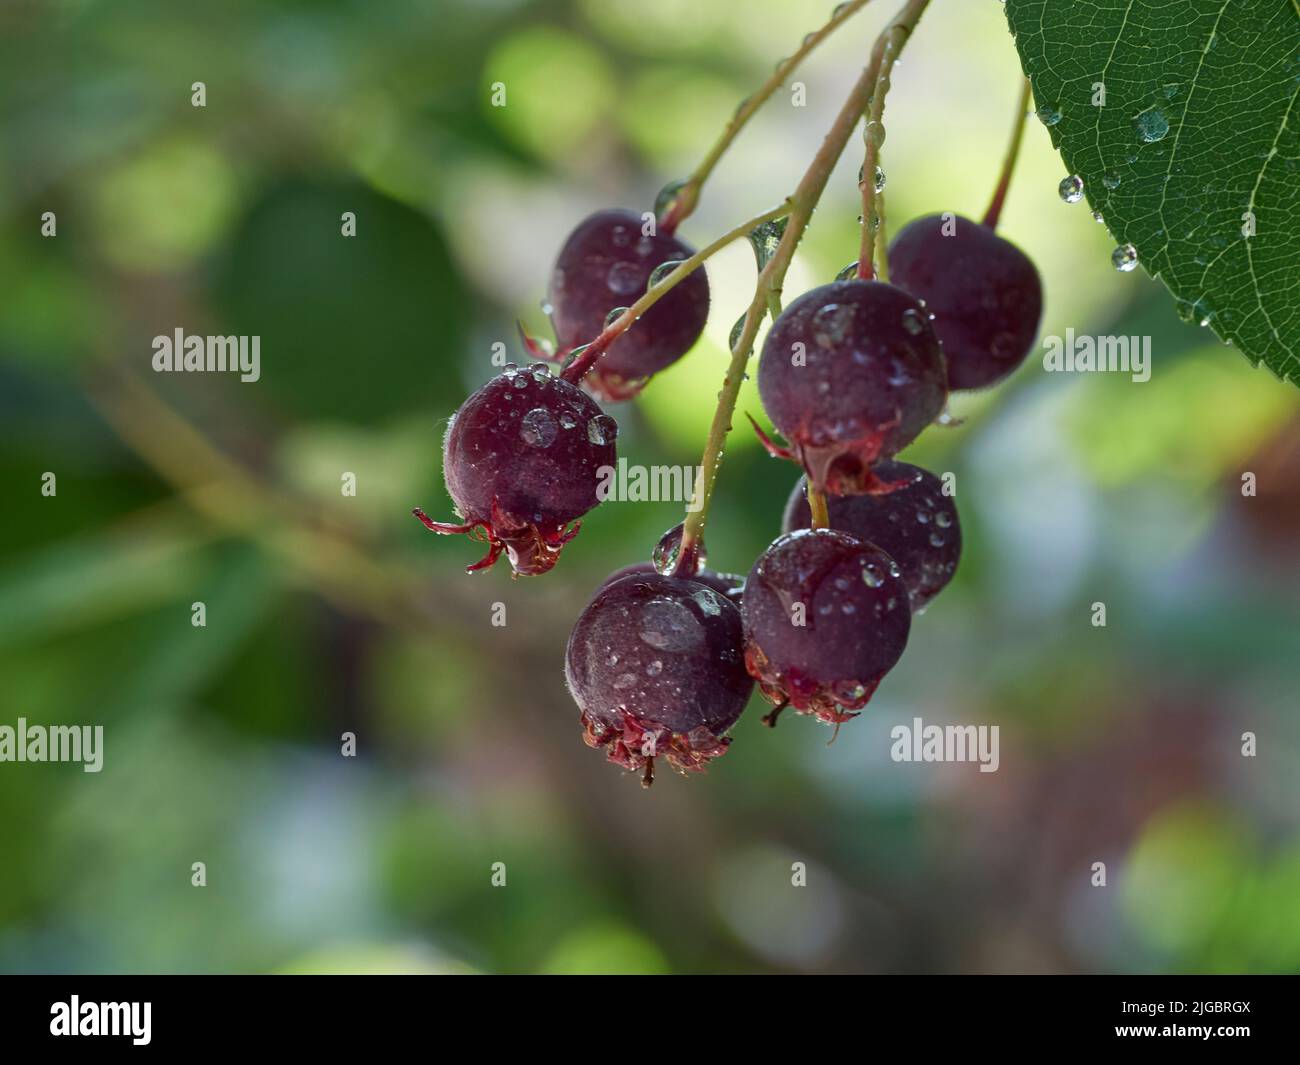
{"left": 0, "top": 0, "right": 1296, "bottom": 975}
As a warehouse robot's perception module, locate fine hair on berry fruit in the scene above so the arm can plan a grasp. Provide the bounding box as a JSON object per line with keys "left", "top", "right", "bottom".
{"left": 742, "top": 528, "right": 910, "bottom": 726}
{"left": 755, "top": 279, "right": 947, "bottom": 495}
{"left": 566, "top": 570, "right": 753, "bottom": 785}
{"left": 548, "top": 208, "right": 710, "bottom": 401}
{"left": 412, "top": 363, "right": 618, "bottom": 575}
{"left": 888, "top": 213, "right": 1043, "bottom": 390}
{"left": 782, "top": 462, "right": 960, "bottom": 613}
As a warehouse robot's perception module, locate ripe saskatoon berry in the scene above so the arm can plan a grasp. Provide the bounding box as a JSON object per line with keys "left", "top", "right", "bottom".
{"left": 756, "top": 280, "right": 947, "bottom": 495}
{"left": 413, "top": 363, "right": 617, "bottom": 575}
{"left": 742, "top": 529, "right": 910, "bottom": 725}
{"left": 888, "top": 214, "right": 1043, "bottom": 390}
{"left": 566, "top": 570, "right": 753, "bottom": 785}
{"left": 548, "top": 209, "right": 710, "bottom": 401}
{"left": 782, "top": 462, "right": 961, "bottom": 613}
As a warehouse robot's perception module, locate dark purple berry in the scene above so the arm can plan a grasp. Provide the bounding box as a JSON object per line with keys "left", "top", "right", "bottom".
{"left": 755, "top": 280, "right": 947, "bottom": 495}
{"left": 742, "top": 529, "right": 910, "bottom": 726}
{"left": 548, "top": 209, "right": 710, "bottom": 401}
{"left": 413, "top": 363, "right": 617, "bottom": 575}
{"left": 782, "top": 462, "right": 961, "bottom": 613}
{"left": 566, "top": 570, "right": 753, "bottom": 785}
{"left": 888, "top": 214, "right": 1043, "bottom": 390}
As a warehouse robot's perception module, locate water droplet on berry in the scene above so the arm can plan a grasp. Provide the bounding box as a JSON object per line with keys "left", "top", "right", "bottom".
{"left": 511, "top": 374, "right": 529, "bottom": 389}
{"left": 530, "top": 363, "right": 551, "bottom": 381}
{"left": 639, "top": 597, "right": 705, "bottom": 652}
{"left": 587, "top": 414, "right": 618, "bottom": 446}
{"left": 558, "top": 409, "right": 578, "bottom": 430}
{"left": 606, "top": 261, "right": 642, "bottom": 295}
{"left": 812, "top": 302, "right": 854, "bottom": 347}
{"left": 862, "top": 566, "right": 883, "bottom": 588}
{"left": 520, "top": 407, "right": 558, "bottom": 447}
{"left": 613, "top": 672, "right": 637, "bottom": 690}
{"left": 1111, "top": 243, "right": 1139, "bottom": 271}
{"left": 935, "top": 511, "right": 952, "bottom": 528}
{"left": 901, "top": 308, "right": 925, "bottom": 335}
{"left": 929, "top": 533, "right": 946, "bottom": 548}
{"left": 1058, "top": 175, "right": 1084, "bottom": 203}
{"left": 646, "top": 660, "right": 663, "bottom": 677}
{"left": 694, "top": 588, "right": 722, "bottom": 616}
{"left": 916, "top": 510, "right": 930, "bottom": 524}
{"left": 610, "top": 225, "right": 631, "bottom": 248}
{"left": 1133, "top": 107, "right": 1169, "bottom": 143}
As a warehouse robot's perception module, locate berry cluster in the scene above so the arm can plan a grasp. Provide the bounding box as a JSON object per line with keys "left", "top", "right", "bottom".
{"left": 413, "top": 7, "right": 1043, "bottom": 785}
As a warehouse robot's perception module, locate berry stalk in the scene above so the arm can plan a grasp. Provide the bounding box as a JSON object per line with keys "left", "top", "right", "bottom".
{"left": 658, "top": 0, "right": 878, "bottom": 234}
{"left": 982, "top": 77, "right": 1032, "bottom": 230}
{"left": 856, "top": 0, "right": 930, "bottom": 281}
{"left": 561, "top": 200, "right": 792, "bottom": 386}
{"left": 677, "top": 0, "right": 934, "bottom": 570}
{"left": 807, "top": 483, "right": 831, "bottom": 529}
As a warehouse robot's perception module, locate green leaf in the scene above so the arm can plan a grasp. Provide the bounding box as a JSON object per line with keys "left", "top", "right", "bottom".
{"left": 1006, "top": 0, "right": 1300, "bottom": 384}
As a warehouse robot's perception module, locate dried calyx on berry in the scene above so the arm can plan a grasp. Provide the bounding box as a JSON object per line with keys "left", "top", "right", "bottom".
{"left": 566, "top": 570, "right": 753, "bottom": 786}
{"left": 413, "top": 363, "right": 618, "bottom": 576}
{"left": 742, "top": 528, "right": 910, "bottom": 726}
{"left": 754, "top": 279, "right": 947, "bottom": 495}
{"left": 782, "top": 462, "right": 961, "bottom": 613}
{"left": 548, "top": 209, "right": 710, "bottom": 402}
{"left": 887, "top": 214, "right": 1043, "bottom": 390}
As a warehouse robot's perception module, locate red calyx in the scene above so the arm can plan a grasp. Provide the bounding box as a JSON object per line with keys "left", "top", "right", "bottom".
{"left": 412, "top": 502, "right": 580, "bottom": 577}
{"left": 580, "top": 708, "right": 731, "bottom": 788}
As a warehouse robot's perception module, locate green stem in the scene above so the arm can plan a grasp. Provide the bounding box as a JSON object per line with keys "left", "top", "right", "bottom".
{"left": 982, "top": 77, "right": 1032, "bottom": 229}
{"left": 874, "top": 188, "right": 890, "bottom": 281}
{"left": 677, "top": 0, "right": 933, "bottom": 568}
{"left": 561, "top": 201, "right": 792, "bottom": 386}
{"left": 856, "top": 0, "right": 929, "bottom": 280}
{"left": 808, "top": 483, "right": 830, "bottom": 529}
{"left": 659, "top": 0, "right": 879, "bottom": 233}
